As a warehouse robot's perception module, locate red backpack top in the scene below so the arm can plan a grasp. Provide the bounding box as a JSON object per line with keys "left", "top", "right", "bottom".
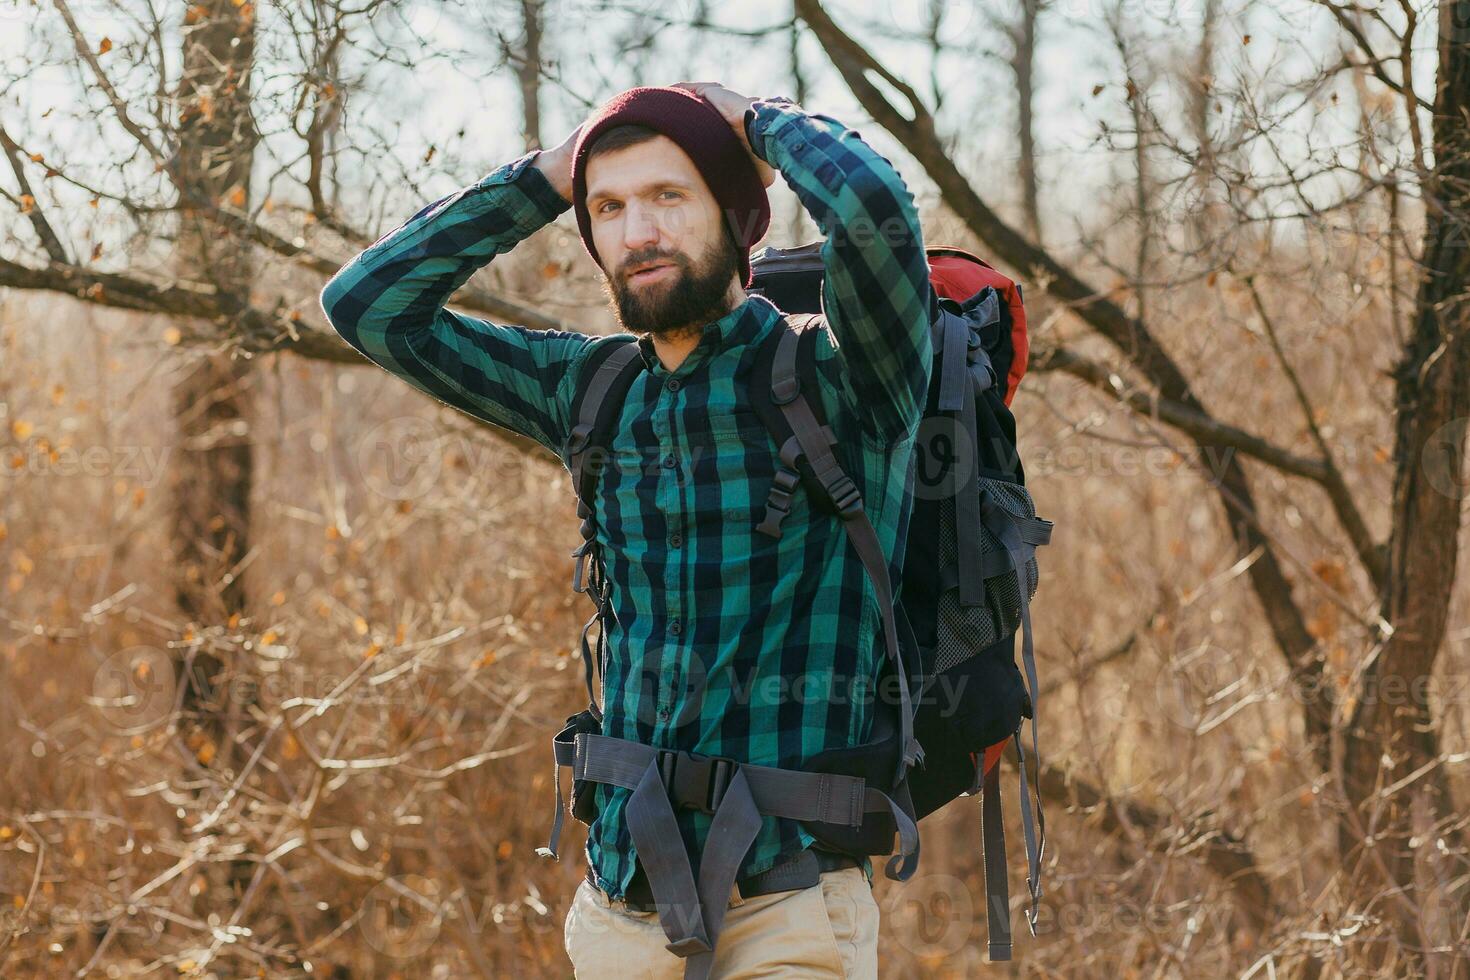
{"left": 927, "top": 246, "right": 1029, "bottom": 407}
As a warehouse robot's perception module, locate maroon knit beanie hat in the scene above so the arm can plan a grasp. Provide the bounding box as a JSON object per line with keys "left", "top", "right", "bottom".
{"left": 571, "top": 86, "right": 771, "bottom": 288}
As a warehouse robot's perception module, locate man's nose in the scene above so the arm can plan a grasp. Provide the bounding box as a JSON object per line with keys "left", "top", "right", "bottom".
{"left": 621, "top": 203, "right": 662, "bottom": 252}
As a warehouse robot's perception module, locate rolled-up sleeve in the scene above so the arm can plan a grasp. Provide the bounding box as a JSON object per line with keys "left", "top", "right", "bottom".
{"left": 320, "top": 151, "right": 595, "bottom": 453}
{"left": 746, "top": 99, "right": 933, "bottom": 443}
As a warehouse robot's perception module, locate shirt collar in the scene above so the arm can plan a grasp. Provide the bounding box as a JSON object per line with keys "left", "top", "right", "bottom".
{"left": 635, "top": 294, "right": 779, "bottom": 374}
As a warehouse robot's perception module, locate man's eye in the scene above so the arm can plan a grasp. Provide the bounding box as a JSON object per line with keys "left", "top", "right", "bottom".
{"left": 598, "top": 201, "right": 621, "bottom": 214}
{"left": 659, "top": 191, "right": 681, "bottom": 200}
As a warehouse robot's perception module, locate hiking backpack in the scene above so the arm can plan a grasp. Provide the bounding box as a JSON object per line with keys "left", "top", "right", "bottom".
{"left": 537, "top": 241, "right": 1053, "bottom": 964}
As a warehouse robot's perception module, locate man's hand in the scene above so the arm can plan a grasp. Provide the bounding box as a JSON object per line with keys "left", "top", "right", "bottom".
{"left": 531, "top": 121, "right": 585, "bottom": 204}
{"left": 671, "top": 81, "right": 778, "bottom": 189}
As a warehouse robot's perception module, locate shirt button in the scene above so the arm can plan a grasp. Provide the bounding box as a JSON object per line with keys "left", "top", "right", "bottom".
{"left": 670, "top": 532, "right": 683, "bottom": 547}
{"left": 666, "top": 378, "right": 680, "bottom": 392}
{"left": 663, "top": 454, "right": 676, "bottom": 469}
{"left": 669, "top": 619, "right": 682, "bottom": 636}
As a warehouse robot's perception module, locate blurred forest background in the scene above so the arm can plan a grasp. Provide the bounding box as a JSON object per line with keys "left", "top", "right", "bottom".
{"left": 2, "top": 0, "right": 1469, "bottom": 976}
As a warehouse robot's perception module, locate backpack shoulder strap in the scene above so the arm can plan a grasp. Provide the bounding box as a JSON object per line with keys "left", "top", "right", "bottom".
{"left": 562, "top": 337, "right": 644, "bottom": 721}
{"left": 749, "top": 313, "right": 834, "bottom": 526}
{"left": 565, "top": 337, "right": 644, "bottom": 528}
{"left": 751, "top": 313, "right": 923, "bottom": 792}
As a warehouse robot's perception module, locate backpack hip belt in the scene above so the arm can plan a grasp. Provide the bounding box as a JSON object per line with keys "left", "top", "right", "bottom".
{"left": 585, "top": 846, "right": 862, "bottom": 913}
{"left": 548, "top": 731, "right": 917, "bottom": 979}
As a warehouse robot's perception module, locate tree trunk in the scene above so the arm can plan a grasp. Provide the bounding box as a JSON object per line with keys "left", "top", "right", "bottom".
{"left": 1011, "top": 0, "right": 1044, "bottom": 244}
{"left": 517, "top": 0, "right": 544, "bottom": 150}
{"left": 168, "top": 0, "right": 259, "bottom": 756}
{"left": 1339, "top": 0, "right": 1470, "bottom": 969}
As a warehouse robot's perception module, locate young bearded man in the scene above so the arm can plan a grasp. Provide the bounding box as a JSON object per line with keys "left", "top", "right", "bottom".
{"left": 320, "top": 82, "right": 933, "bottom": 978}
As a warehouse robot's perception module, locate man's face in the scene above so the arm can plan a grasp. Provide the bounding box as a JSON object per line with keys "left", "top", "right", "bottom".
{"left": 585, "top": 135, "right": 740, "bottom": 338}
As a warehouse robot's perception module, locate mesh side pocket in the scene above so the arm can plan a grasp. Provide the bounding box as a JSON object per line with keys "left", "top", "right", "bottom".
{"left": 979, "top": 477, "right": 1040, "bottom": 635}
{"left": 932, "top": 478, "right": 1042, "bottom": 674}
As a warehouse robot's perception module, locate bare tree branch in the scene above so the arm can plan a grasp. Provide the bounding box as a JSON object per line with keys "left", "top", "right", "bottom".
{"left": 0, "top": 125, "right": 69, "bottom": 264}
{"left": 792, "top": 0, "right": 1329, "bottom": 763}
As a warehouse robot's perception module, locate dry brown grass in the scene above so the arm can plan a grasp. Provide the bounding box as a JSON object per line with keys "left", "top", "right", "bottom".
{"left": 1, "top": 203, "right": 1467, "bottom": 979}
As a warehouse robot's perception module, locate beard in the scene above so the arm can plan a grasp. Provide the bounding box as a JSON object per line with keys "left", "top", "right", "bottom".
{"left": 603, "top": 231, "right": 741, "bottom": 341}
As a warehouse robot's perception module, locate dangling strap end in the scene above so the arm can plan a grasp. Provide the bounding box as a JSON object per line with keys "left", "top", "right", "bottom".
{"left": 902, "top": 736, "right": 924, "bottom": 772}
{"left": 883, "top": 848, "right": 919, "bottom": 882}
{"left": 540, "top": 758, "right": 568, "bottom": 860}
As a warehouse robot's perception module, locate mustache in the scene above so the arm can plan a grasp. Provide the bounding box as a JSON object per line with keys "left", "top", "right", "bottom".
{"left": 619, "top": 251, "right": 687, "bottom": 278}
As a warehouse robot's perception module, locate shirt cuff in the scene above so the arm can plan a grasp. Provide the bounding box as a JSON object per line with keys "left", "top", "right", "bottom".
{"left": 475, "top": 149, "right": 573, "bottom": 217}
{"left": 745, "top": 97, "right": 802, "bottom": 163}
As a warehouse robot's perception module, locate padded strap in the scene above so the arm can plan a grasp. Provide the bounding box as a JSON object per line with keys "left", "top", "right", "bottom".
{"left": 575, "top": 604, "right": 602, "bottom": 709}
{"left": 564, "top": 342, "right": 642, "bottom": 741}
{"left": 567, "top": 341, "right": 643, "bottom": 497}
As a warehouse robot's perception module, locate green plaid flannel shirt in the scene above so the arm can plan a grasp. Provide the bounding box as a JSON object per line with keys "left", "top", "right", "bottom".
{"left": 320, "top": 97, "right": 933, "bottom": 899}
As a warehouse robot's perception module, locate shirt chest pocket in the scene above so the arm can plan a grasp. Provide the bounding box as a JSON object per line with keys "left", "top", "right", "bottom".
{"left": 681, "top": 408, "right": 777, "bottom": 528}
{"left": 697, "top": 407, "right": 777, "bottom": 467}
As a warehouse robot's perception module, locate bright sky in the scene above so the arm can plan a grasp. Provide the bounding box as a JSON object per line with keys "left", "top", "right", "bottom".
{"left": 0, "top": 0, "right": 1443, "bottom": 270}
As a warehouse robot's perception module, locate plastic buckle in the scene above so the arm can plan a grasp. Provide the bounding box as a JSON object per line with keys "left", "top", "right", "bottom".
{"left": 827, "top": 475, "right": 864, "bottom": 517}
{"left": 755, "top": 495, "right": 791, "bottom": 539}
{"left": 662, "top": 750, "right": 736, "bottom": 815}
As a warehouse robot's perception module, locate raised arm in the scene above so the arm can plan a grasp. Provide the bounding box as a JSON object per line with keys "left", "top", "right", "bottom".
{"left": 743, "top": 96, "right": 934, "bottom": 443}
{"left": 319, "top": 137, "right": 596, "bottom": 456}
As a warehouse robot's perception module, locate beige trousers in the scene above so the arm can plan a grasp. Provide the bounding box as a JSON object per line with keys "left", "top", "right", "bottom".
{"left": 563, "top": 865, "right": 880, "bottom": 978}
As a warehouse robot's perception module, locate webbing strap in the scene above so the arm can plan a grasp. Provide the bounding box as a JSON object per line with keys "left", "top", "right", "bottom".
{"left": 936, "top": 514, "right": 1053, "bottom": 592}
{"left": 937, "top": 554, "right": 1024, "bottom": 591}
{"left": 685, "top": 768, "right": 763, "bottom": 975}
{"left": 937, "top": 305, "right": 971, "bottom": 413}
{"left": 536, "top": 763, "right": 567, "bottom": 860}
{"left": 575, "top": 604, "right": 601, "bottom": 709}
{"left": 982, "top": 494, "right": 1046, "bottom": 934}
{"left": 870, "top": 785, "right": 921, "bottom": 881}
{"left": 981, "top": 758, "right": 1012, "bottom": 960}
{"left": 536, "top": 721, "right": 584, "bottom": 860}
{"left": 956, "top": 371, "right": 986, "bottom": 607}
{"left": 769, "top": 325, "right": 923, "bottom": 787}
{"left": 624, "top": 757, "right": 713, "bottom": 970}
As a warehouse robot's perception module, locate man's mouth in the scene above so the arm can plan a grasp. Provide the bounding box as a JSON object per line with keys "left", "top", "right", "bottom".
{"left": 627, "top": 262, "right": 675, "bottom": 285}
